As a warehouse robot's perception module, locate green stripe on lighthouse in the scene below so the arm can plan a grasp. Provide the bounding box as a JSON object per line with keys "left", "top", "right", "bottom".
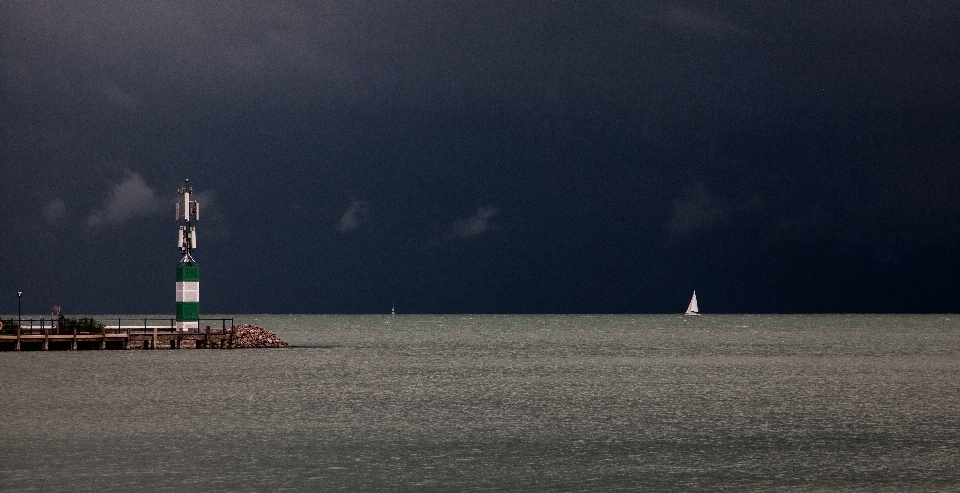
{"left": 177, "top": 263, "right": 199, "bottom": 281}
{"left": 176, "top": 301, "right": 200, "bottom": 319}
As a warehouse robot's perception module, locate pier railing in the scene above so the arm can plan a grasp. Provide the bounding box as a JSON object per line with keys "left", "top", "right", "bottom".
{"left": 1, "top": 318, "right": 234, "bottom": 335}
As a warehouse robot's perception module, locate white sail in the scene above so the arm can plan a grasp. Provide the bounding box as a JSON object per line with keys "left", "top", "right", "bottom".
{"left": 685, "top": 291, "right": 700, "bottom": 316}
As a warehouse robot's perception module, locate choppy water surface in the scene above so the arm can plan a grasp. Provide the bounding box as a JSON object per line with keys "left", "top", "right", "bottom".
{"left": 2, "top": 314, "right": 959, "bottom": 492}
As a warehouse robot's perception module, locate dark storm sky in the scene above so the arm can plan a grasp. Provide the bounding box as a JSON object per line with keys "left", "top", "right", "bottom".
{"left": 2, "top": 1, "right": 959, "bottom": 314}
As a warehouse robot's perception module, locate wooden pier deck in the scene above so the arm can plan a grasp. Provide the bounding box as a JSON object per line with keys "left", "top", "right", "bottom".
{"left": 0, "top": 319, "right": 235, "bottom": 351}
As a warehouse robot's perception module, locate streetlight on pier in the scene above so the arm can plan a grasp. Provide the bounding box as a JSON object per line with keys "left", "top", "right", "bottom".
{"left": 17, "top": 291, "right": 22, "bottom": 328}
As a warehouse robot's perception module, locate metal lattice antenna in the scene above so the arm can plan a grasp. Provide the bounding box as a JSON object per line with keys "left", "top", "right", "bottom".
{"left": 176, "top": 179, "right": 200, "bottom": 263}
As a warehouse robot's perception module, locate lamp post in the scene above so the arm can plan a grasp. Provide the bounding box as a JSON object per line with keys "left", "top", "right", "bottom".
{"left": 17, "top": 291, "right": 22, "bottom": 328}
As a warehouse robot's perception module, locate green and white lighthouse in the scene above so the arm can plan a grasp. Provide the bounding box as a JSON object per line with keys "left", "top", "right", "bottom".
{"left": 176, "top": 179, "right": 200, "bottom": 331}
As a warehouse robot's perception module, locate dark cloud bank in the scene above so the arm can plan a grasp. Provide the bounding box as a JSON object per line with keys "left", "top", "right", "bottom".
{"left": 2, "top": 1, "right": 959, "bottom": 314}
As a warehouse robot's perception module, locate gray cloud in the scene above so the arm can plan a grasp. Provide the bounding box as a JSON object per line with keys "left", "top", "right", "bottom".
{"left": 190, "top": 189, "right": 227, "bottom": 240}
{"left": 654, "top": 3, "right": 750, "bottom": 38}
{"left": 86, "top": 173, "right": 161, "bottom": 227}
{"left": 338, "top": 200, "right": 369, "bottom": 233}
{"left": 97, "top": 77, "right": 139, "bottom": 110}
{"left": 1, "top": 2, "right": 345, "bottom": 102}
{"left": 453, "top": 206, "right": 499, "bottom": 239}
{"left": 1, "top": 1, "right": 659, "bottom": 109}
{"left": 43, "top": 198, "right": 67, "bottom": 225}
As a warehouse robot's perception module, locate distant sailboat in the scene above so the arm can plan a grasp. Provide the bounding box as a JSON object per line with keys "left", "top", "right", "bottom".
{"left": 685, "top": 291, "right": 700, "bottom": 316}
{"left": 391, "top": 304, "right": 395, "bottom": 316}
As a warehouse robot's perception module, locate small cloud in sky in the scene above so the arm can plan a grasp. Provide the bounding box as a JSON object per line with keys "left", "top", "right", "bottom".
{"left": 98, "top": 79, "right": 139, "bottom": 110}
{"left": 338, "top": 199, "right": 369, "bottom": 233}
{"left": 189, "top": 189, "right": 228, "bottom": 239}
{"left": 667, "top": 185, "right": 722, "bottom": 239}
{"left": 453, "top": 206, "right": 499, "bottom": 239}
{"left": 44, "top": 198, "right": 67, "bottom": 224}
{"left": 656, "top": 4, "right": 749, "bottom": 38}
{"left": 87, "top": 173, "right": 161, "bottom": 227}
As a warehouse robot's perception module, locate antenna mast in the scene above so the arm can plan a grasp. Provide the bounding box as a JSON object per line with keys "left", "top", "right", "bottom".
{"left": 177, "top": 179, "right": 199, "bottom": 262}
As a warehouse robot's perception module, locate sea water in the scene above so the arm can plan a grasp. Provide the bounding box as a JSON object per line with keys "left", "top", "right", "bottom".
{"left": 1, "top": 314, "right": 959, "bottom": 492}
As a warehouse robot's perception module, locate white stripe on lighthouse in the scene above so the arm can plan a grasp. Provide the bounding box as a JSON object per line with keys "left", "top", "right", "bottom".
{"left": 176, "top": 281, "right": 200, "bottom": 302}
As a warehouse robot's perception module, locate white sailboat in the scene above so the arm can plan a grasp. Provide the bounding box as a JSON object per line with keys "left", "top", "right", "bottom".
{"left": 684, "top": 291, "right": 700, "bottom": 316}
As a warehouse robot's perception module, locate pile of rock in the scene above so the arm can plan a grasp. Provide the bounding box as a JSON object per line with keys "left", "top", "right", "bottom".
{"left": 227, "top": 324, "right": 288, "bottom": 349}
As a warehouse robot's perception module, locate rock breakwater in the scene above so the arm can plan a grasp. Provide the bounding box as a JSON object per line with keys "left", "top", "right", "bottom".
{"left": 227, "top": 324, "right": 288, "bottom": 348}
{"left": 124, "top": 324, "right": 289, "bottom": 349}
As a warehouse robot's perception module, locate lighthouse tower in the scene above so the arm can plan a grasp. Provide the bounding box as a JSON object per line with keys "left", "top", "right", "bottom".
{"left": 176, "top": 179, "right": 200, "bottom": 332}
